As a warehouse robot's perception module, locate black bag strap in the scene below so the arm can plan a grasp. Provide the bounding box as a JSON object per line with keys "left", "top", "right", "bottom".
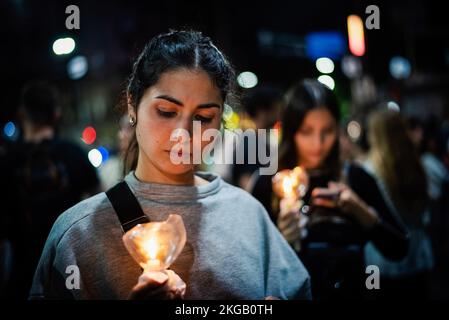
{"left": 106, "top": 181, "right": 150, "bottom": 233}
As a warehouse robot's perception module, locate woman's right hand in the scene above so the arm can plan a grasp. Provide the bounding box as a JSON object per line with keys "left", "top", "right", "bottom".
{"left": 277, "top": 199, "right": 303, "bottom": 251}
{"left": 128, "top": 269, "right": 186, "bottom": 300}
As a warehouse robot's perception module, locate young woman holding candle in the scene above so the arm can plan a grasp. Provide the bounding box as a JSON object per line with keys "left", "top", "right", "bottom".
{"left": 30, "top": 30, "right": 311, "bottom": 300}
{"left": 250, "top": 79, "right": 409, "bottom": 299}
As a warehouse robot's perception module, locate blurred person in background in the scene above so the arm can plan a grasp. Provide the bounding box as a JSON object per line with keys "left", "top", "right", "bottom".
{"left": 0, "top": 136, "right": 15, "bottom": 298}
{"left": 363, "top": 109, "right": 434, "bottom": 299}
{"left": 250, "top": 79, "right": 409, "bottom": 300}
{"left": 420, "top": 117, "right": 449, "bottom": 215}
{"left": 407, "top": 115, "right": 449, "bottom": 298}
{"left": 407, "top": 116, "right": 449, "bottom": 203}
{"left": 231, "top": 85, "right": 283, "bottom": 190}
{"left": 0, "top": 81, "right": 100, "bottom": 299}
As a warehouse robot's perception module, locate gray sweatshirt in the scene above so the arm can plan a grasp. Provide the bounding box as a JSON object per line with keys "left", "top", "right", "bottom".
{"left": 30, "top": 171, "right": 311, "bottom": 299}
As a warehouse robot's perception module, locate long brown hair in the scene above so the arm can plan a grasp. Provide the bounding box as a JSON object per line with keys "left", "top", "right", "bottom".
{"left": 279, "top": 79, "right": 341, "bottom": 179}
{"left": 368, "top": 109, "right": 428, "bottom": 225}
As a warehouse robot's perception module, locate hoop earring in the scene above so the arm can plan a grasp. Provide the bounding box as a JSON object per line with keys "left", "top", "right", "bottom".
{"left": 129, "top": 116, "right": 136, "bottom": 127}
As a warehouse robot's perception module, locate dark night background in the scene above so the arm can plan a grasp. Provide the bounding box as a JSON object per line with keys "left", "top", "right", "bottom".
{"left": 1, "top": 0, "right": 449, "bottom": 302}
{"left": 1, "top": 0, "right": 448, "bottom": 148}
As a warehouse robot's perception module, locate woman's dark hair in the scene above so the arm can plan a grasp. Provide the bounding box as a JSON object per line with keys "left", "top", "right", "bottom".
{"left": 279, "top": 79, "right": 341, "bottom": 177}
{"left": 122, "top": 30, "right": 236, "bottom": 174}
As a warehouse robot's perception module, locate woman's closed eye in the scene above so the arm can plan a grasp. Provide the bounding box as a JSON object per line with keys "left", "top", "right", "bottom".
{"left": 322, "top": 127, "right": 336, "bottom": 136}
{"left": 299, "top": 129, "right": 313, "bottom": 135}
{"left": 194, "top": 114, "right": 214, "bottom": 123}
{"left": 156, "top": 107, "right": 215, "bottom": 123}
{"left": 157, "top": 108, "right": 177, "bottom": 118}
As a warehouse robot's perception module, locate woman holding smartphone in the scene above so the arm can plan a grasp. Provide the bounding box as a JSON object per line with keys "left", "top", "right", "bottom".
{"left": 250, "top": 79, "right": 409, "bottom": 299}
{"left": 30, "top": 30, "right": 311, "bottom": 300}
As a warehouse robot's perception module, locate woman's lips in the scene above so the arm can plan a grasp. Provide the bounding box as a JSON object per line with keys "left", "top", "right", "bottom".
{"left": 166, "top": 150, "right": 192, "bottom": 156}
{"left": 309, "top": 153, "right": 323, "bottom": 158}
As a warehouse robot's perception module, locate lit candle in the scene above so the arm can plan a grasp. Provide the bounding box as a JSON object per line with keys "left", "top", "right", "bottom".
{"left": 273, "top": 167, "right": 307, "bottom": 208}
{"left": 123, "top": 214, "right": 187, "bottom": 272}
{"left": 272, "top": 167, "right": 308, "bottom": 251}
{"left": 140, "top": 234, "right": 164, "bottom": 271}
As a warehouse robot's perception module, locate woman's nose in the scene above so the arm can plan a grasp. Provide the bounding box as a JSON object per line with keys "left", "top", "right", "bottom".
{"left": 175, "top": 117, "right": 193, "bottom": 136}
{"left": 311, "top": 134, "right": 325, "bottom": 148}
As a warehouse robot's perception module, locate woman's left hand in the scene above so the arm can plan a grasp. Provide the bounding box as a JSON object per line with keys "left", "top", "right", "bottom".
{"left": 311, "top": 181, "right": 379, "bottom": 228}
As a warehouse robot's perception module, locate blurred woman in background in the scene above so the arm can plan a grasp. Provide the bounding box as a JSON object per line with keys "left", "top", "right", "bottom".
{"left": 363, "top": 109, "right": 433, "bottom": 299}
{"left": 250, "top": 79, "right": 409, "bottom": 299}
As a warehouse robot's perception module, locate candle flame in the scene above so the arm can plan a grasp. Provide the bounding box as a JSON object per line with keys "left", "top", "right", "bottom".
{"left": 273, "top": 166, "right": 306, "bottom": 199}
{"left": 282, "top": 176, "right": 295, "bottom": 198}
{"left": 142, "top": 235, "right": 159, "bottom": 261}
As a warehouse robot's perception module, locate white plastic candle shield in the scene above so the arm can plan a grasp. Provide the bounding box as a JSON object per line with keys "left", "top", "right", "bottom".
{"left": 272, "top": 166, "right": 308, "bottom": 201}
{"left": 272, "top": 167, "right": 309, "bottom": 251}
{"left": 122, "top": 214, "right": 187, "bottom": 272}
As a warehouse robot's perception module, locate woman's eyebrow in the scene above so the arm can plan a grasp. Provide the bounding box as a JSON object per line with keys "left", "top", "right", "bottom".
{"left": 197, "top": 103, "right": 221, "bottom": 109}
{"left": 155, "top": 95, "right": 183, "bottom": 106}
{"left": 155, "top": 94, "right": 221, "bottom": 109}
